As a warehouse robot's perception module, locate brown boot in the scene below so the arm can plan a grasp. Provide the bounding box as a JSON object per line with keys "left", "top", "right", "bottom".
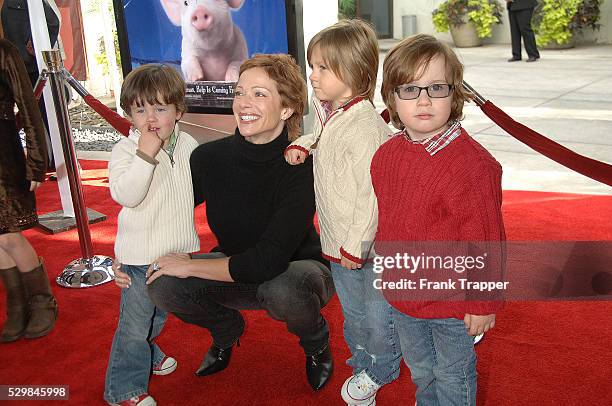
{"left": 21, "top": 259, "right": 58, "bottom": 339}
{"left": 0, "top": 267, "right": 30, "bottom": 342}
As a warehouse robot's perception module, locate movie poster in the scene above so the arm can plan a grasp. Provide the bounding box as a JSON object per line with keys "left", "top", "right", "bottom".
{"left": 114, "top": 0, "right": 292, "bottom": 113}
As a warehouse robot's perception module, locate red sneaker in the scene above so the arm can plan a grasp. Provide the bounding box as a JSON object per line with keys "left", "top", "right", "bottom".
{"left": 152, "top": 356, "right": 177, "bottom": 376}
{"left": 112, "top": 393, "right": 156, "bottom": 406}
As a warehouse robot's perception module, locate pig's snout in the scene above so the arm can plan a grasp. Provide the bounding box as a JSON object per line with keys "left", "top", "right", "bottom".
{"left": 191, "top": 6, "right": 213, "bottom": 31}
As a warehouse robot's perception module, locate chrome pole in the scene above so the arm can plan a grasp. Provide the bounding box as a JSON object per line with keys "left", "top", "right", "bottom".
{"left": 462, "top": 80, "right": 487, "bottom": 107}
{"left": 42, "top": 49, "right": 113, "bottom": 288}
{"left": 62, "top": 68, "right": 89, "bottom": 98}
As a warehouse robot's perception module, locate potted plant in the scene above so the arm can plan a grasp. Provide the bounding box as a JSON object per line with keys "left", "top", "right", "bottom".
{"left": 533, "top": 0, "right": 603, "bottom": 48}
{"left": 432, "top": 0, "right": 504, "bottom": 47}
{"left": 338, "top": 0, "right": 357, "bottom": 20}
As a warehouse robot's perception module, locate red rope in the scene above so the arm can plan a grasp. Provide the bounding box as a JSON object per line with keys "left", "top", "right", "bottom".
{"left": 481, "top": 101, "right": 612, "bottom": 187}
{"left": 19, "top": 90, "right": 131, "bottom": 138}
{"left": 83, "top": 94, "right": 131, "bottom": 137}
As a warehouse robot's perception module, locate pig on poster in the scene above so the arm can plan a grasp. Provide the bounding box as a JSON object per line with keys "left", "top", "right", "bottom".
{"left": 114, "top": 0, "right": 290, "bottom": 113}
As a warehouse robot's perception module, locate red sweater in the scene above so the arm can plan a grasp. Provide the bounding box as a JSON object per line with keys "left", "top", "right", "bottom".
{"left": 371, "top": 129, "right": 506, "bottom": 319}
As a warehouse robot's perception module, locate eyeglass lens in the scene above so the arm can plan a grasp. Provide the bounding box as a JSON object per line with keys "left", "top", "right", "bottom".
{"left": 396, "top": 84, "right": 452, "bottom": 100}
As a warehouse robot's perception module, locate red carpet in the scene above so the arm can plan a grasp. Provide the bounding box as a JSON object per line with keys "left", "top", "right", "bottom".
{"left": 1, "top": 160, "right": 610, "bottom": 405}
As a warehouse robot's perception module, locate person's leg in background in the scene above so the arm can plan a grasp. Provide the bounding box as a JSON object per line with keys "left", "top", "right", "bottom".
{"left": 0, "top": 249, "right": 27, "bottom": 342}
{"left": 508, "top": 9, "right": 523, "bottom": 61}
{"left": 0, "top": 232, "right": 57, "bottom": 341}
{"left": 517, "top": 8, "right": 540, "bottom": 61}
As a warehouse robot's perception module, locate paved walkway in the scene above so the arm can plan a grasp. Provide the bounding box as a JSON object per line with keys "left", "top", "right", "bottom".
{"left": 376, "top": 40, "right": 612, "bottom": 195}
{"left": 78, "top": 41, "right": 612, "bottom": 195}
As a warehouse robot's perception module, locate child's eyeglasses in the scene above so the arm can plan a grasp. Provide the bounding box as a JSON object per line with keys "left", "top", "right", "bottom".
{"left": 395, "top": 84, "right": 454, "bottom": 100}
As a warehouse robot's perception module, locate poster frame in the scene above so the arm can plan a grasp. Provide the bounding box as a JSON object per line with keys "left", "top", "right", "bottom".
{"left": 112, "top": 0, "right": 306, "bottom": 115}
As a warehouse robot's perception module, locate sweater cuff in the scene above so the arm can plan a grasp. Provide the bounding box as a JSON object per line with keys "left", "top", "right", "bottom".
{"left": 136, "top": 149, "right": 159, "bottom": 165}
{"left": 340, "top": 247, "right": 365, "bottom": 265}
{"left": 322, "top": 253, "right": 341, "bottom": 264}
{"left": 228, "top": 255, "right": 262, "bottom": 284}
{"left": 284, "top": 145, "right": 310, "bottom": 156}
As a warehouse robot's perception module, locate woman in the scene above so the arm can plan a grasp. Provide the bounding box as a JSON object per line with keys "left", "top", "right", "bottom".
{"left": 141, "top": 54, "right": 334, "bottom": 390}
{"left": 0, "top": 39, "right": 57, "bottom": 342}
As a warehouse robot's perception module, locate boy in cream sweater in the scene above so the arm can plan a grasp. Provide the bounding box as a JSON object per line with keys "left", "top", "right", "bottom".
{"left": 104, "top": 64, "right": 199, "bottom": 406}
{"left": 285, "top": 20, "right": 400, "bottom": 406}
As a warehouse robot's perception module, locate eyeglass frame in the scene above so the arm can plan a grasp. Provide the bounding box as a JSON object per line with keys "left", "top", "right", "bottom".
{"left": 394, "top": 83, "right": 455, "bottom": 100}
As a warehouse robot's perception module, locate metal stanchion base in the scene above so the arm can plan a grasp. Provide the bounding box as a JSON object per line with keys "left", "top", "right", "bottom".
{"left": 56, "top": 255, "right": 114, "bottom": 288}
{"left": 37, "top": 208, "right": 106, "bottom": 234}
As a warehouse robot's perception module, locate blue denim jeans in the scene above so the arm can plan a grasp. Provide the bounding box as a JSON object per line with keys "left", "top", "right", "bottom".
{"left": 331, "top": 261, "right": 401, "bottom": 385}
{"left": 392, "top": 310, "right": 477, "bottom": 406}
{"left": 104, "top": 265, "right": 168, "bottom": 404}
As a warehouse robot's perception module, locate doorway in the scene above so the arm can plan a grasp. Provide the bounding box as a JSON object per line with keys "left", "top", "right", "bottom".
{"left": 357, "top": 0, "right": 393, "bottom": 38}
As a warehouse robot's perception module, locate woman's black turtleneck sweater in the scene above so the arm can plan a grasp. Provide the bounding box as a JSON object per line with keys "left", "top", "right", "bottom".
{"left": 190, "top": 127, "right": 327, "bottom": 284}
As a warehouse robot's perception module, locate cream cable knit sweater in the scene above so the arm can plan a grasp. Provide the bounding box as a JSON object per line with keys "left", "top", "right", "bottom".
{"left": 109, "top": 126, "right": 200, "bottom": 265}
{"left": 288, "top": 97, "right": 392, "bottom": 262}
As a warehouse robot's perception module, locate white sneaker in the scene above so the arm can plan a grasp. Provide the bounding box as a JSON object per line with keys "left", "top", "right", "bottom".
{"left": 341, "top": 370, "right": 380, "bottom": 405}
{"left": 152, "top": 356, "right": 177, "bottom": 376}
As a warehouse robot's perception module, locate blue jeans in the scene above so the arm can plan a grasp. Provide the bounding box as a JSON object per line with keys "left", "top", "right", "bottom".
{"left": 392, "top": 310, "right": 477, "bottom": 406}
{"left": 104, "top": 265, "right": 168, "bottom": 404}
{"left": 331, "top": 261, "right": 401, "bottom": 385}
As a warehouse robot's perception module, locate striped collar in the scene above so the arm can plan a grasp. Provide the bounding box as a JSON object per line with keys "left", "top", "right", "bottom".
{"left": 401, "top": 120, "right": 462, "bottom": 156}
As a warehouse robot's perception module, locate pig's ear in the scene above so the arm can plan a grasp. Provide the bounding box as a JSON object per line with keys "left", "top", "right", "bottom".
{"left": 160, "top": 0, "right": 183, "bottom": 26}
{"left": 227, "top": 0, "right": 244, "bottom": 9}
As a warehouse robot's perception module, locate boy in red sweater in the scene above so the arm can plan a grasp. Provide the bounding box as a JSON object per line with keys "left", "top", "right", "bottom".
{"left": 371, "top": 34, "right": 506, "bottom": 405}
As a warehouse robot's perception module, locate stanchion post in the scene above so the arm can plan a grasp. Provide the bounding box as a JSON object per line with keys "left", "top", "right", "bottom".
{"left": 43, "top": 50, "right": 92, "bottom": 258}
{"left": 41, "top": 49, "right": 114, "bottom": 288}
{"left": 462, "top": 80, "right": 486, "bottom": 107}
{"left": 62, "top": 69, "right": 89, "bottom": 98}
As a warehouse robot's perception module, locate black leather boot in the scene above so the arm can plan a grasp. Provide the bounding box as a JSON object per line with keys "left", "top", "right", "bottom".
{"left": 306, "top": 343, "right": 333, "bottom": 390}
{"left": 1, "top": 267, "right": 29, "bottom": 342}
{"left": 195, "top": 340, "right": 239, "bottom": 376}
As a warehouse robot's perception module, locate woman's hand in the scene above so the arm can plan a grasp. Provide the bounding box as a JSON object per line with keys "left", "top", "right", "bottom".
{"left": 340, "top": 255, "right": 362, "bottom": 270}
{"left": 146, "top": 253, "right": 192, "bottom": 284}
{"left": 464, "top": 313, "right": 496, "bottom": 336}
{"left": 285, "top": 149, "right": 307, "bottom": 165}
{"left": 112, "top": 261, "right": 131, "bottom": 289}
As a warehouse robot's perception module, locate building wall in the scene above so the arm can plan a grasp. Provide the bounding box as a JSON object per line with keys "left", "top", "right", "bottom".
{"left": 392, "top": 0, "right": 612, "bottom": 44}
{"left": 302, "top": 0, "right": 338, "bottom": 134}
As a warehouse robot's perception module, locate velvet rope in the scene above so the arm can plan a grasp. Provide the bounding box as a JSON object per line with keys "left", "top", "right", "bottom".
{"left": 481, "top": 101, "right": 612, "bottom": 187}
{"left": 20, "top": 83, "right": 131, "bottom": 138}
{"left": 379, "top": 106, "right": 612, "bottom": 187}
{"left": 83, "top": 94, "right": 131, "bottom": 137}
